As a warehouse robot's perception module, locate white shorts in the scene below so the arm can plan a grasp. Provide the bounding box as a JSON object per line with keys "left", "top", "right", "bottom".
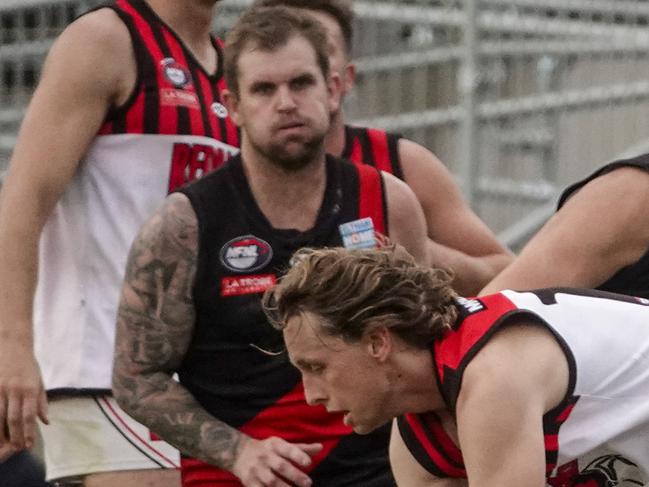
{"left": 39, "top": 394, "right": 180, "bottom": 482}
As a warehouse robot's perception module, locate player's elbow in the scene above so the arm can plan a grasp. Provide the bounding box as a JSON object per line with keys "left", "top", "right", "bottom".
{"left": 111, "top": 356, "right": 141, "bottom": 417}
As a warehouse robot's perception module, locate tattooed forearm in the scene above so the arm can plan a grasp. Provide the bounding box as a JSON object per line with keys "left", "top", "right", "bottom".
{"left": 114, "top": 370, "right": 247, "bottom": 469}
{"left": 113, "top": 193, "right": 247, "bottom": 470}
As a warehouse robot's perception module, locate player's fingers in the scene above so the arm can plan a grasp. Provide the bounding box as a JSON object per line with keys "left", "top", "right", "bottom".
{"left": 0, "top": 442, "right": 17, "bottom": 462}
{"left": 0, "top": 392, "right": 8, "bottom": 444}
{"left": 22, "top": 396, "right": 38, "bottom": 449}
{"left": 288, "top": 442, "right": 323, "bottom": 467}
{"left": 256, "top": 466, "right": 293, "bottom": 487}
{"left": 273, "top": 443, "right": 312, "bottom": 469}
{"left": 6, "top": 393, "right": 25, "bottom": 449}
{"left": 270, "top": 459, "right": 313, "bottom": 487}
{"left": 294, "top": 442, "right": 323, "bottom": 456}
{"left": 37, "top": 389, "right": 49, "bottom": 425}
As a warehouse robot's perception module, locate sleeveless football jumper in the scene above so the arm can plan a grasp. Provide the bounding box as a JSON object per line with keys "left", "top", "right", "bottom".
{"left": 34, "top": 0, "right": 240, "bottom": 394}
{"left": 177, "top": 155, "right": 394, "bottom": 486}
{"left": 398, "top": 289, "right": 649, "bottom": 482}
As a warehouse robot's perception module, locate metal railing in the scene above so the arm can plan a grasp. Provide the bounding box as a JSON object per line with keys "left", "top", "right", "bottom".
{"left": 2, "top": 0, "right": 649, "bottom": 249}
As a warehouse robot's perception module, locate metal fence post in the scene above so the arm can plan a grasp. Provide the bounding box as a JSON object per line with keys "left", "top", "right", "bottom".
{"left": 458, "top": 0, "right": 480, "bottom": 206}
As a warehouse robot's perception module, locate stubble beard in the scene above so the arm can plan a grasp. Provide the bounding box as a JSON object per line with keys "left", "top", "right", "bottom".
{"left": 254, "top": 131, "right": 327, "bottom": 172}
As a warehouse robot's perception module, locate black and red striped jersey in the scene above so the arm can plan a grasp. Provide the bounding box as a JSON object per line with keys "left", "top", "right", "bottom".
{"left": 176, "top": 155, "right": 394, "bottom": 486}
{"left": 342, "top": 125, "right": 404, "bottom": 179}
{"left": 398, "top": 289, "right": 649, "bottom": 483}
{"left": 558, "top": 154, "right": 649, "bottom": 299}
{"left": 100, "top": 0, "right": 238, "bottom": 144}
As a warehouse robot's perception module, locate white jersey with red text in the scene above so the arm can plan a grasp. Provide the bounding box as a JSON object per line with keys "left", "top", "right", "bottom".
{"left": 33, "top": 0, "right": 239, "bottom": 393}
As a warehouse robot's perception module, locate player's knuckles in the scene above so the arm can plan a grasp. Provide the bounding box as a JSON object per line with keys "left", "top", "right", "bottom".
{"left": 269, "top": 437, "right": 298, "bottom": 457}
{"left": 6, "top": 409, "right": 22, "bottom": 426}
{"left": 270, "top": 458, "right": 311, "bottom": 485}
{"left": 255, "top": 449, "right": 272, "bottom": 464}
{"left": 253, "top": 465, "right": 277, "bottom": 485}
{"left": 267, "top": 436, "right": 287, "bottom": 449}
{"left": 6, "top": 381, "right": 38, "bottom": 397}
{"left": 22, "top": 406, "right": 37, "bottom": 419}
{"left": 272, "top": 460, "right": 305, "bottom": 481}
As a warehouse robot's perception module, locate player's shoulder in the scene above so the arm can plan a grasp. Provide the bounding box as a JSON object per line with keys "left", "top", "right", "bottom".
{"left": 563, "top": 164, "right": 649, "bottom": 218}
{"left": 57, "top": 7, "right": 131, "bottom": 54}
{"left": 396, "top": 138, "right": 452, "bottom": 182}
{"left": 592, "top": 164, "right": 649, "bottom": 193}
{"left": 42, "top": 7, "right": 134, "bottom": 93}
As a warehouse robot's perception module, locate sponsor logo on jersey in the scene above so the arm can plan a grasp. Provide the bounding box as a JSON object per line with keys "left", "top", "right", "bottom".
{"left": 211, "top": 102, "right": 229, "bottom": 118}
{"left": 161, "top": 57, "right": 192, "bottom": 89}
{"left": 220, "top": 236, "right": 273, "bottom": 273}
{"left": 160, "top": 88, "right": 199, "bottom": 109}
{"left": 221, "top": 274, "right": 277, "bottom": 297}
{"left": 456, "top": 296, "right": 485, "bottom": 314}
{"left": 339, "top": 217, "right": 376, "bottom": 250}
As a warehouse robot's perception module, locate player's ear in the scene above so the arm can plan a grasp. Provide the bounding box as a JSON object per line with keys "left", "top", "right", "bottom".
{"left": 341, "top": 62, "right": 356, "bottom": 95}
{"left": 365, "top": 325, "right": 392, "bottom": 362}
{"left": 326, "top": 71, "right": 343, "bottom": 114}
{"left": 222, "top": 89, "right": 242, "bottom": 127}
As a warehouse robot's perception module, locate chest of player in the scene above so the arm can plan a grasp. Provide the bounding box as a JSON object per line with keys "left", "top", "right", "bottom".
{"left": 103, "top": 0, "right": 239, "bottom": 141}
{"left": 195, "top": 226, "right": 344, "bottom": 348}
{"left": 186, "top": 156, "right": 386, "bottom": 349}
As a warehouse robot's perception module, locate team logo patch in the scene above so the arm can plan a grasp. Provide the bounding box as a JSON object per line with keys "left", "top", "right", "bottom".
{"left": 160, "top": 57, "right": 192, "bottom": 88}
{"left": 221, "top": 274, "right": 277, "bottom": 297}
{"left": 339, "top": 217, "right": 376, "bottom": 249}
{"left": 220, "top": 235, "right": 273, "bottom": 273}
{"left": 549, "top": 455, "right": 643, "bottom": 486}
{"left": 211, "top": 102, "right": 229, "bottom": 118}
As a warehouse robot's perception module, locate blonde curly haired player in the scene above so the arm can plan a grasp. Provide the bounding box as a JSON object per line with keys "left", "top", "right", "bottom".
{"left": 265, "top": 245, "right": 649, "bottom": 486}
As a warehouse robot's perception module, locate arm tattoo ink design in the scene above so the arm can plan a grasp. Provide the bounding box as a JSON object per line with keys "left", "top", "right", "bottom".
{"left": 113, "top": 193, "right": 246, "bottom": 470}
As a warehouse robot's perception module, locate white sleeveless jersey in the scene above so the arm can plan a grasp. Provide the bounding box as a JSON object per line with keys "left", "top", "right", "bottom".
{"left": 503, "top": 289, "right": 649, "bottom": 482}
{"left": 400, "top": 288, "right": 649, "bottom": 484}
{"left": 34, "top": 134, "right": 238, "bottom": 391}
{"left": 32, "top": 0, "right": 241, "bottom": 392}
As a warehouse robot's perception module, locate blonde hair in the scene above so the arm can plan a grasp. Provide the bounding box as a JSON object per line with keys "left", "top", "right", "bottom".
{"left": 263, "top": 246, "right": 458, "bottom": 348}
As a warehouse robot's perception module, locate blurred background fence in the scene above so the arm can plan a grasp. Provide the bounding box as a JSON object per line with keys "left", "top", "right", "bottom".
{"left": 2, "top": 0, "right": 649, "bottom": 249}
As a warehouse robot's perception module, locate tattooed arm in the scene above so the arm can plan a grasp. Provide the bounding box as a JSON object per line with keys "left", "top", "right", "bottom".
{"left": 112, "top": 192, "right": 321, "bottom": 487}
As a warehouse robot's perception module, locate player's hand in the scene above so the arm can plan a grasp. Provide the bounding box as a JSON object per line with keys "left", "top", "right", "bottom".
{"left": 232, "top": 436, "right": 323, "bottom": 487}
{"left": 0, "top": 345, "right": 48, "bottom": 450}
{"left": 0, "top": 443, "right": 18, "bottom": 463}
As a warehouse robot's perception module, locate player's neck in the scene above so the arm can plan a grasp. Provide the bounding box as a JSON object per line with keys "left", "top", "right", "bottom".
{"left": 147, "top": 0, "right": 215, "bottom": 48}
{"left": 241, "top": 145, "right": 328, "bottom": 232}
{"left": 392, "top": 347, "right": 447, "bottom": 415}
{"left": 324, "top": 111, "right": 347, "bottom": 157}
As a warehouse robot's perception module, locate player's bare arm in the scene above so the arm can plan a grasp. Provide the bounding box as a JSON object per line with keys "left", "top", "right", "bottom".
{"left": 383, "top": 172, "right": 429, "bottom": 265}
{"left": 398, "top": 139, "right": 513, "bottom": 295}
{"left": 481, "top": 166, "right": 649, "bottom": 295}
{"left": 0, "top": 8, "right": 134, "bottom": 451}
{"left": 113, "top": 193, "right": 319, "bottom": 487}
{"left": 455, "top": 322, "right": 569, "bottom": 485}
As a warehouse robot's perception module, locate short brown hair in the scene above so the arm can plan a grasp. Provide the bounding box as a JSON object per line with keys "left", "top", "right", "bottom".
{"left": 224, "top": 6, "right": 331, "bottom": 96}
{"left": 263, "top": 246, "right": 458, "bottom": 348}
{"left": 254, "top": 0, "right": 354, "bottom": 55}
